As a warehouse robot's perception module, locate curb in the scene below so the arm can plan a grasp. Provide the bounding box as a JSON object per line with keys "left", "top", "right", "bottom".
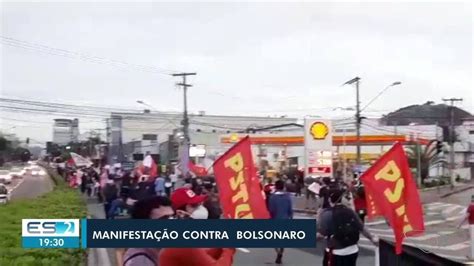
{"left": 419, "top": 184, "right": 453, "bottom": 192}
{"left": 440, "top": 186, "right": 474, "bottom": 198}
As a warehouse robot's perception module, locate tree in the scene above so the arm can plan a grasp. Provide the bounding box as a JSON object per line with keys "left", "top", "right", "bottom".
{"left": 405, "top": 140, "right": 447, "bottom": 184}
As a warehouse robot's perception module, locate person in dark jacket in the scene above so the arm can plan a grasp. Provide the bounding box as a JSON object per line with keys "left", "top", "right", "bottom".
{"left": 102, "top": 179, "right": 118, "bottom": 219}
{"left": 120, "top": 172, "right": 132, "bottom": 198}
{"left": 268, "top": 180, "right": 293, "bottom": 264}
{"left": 202, "top": 183, "right": 222, "bottom": 219}
{"left": 130, "top": 175, "right": 154, "bottom": 202}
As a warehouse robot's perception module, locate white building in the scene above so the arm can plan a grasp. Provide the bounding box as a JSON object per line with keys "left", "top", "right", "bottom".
{"left": 52, "top": 118, "right": 79, "bottom": 145}
{"left": 107, "top": 110, "right": 297, "bottom": 163}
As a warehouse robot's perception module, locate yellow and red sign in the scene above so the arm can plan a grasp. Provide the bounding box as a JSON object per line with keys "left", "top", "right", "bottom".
{"left": 213, "top": 136, "right": 270, "bottom": 219}
{"left": 304, "top": 119, "right": 333, "bottom": 177}
{"left": 310, "top": 122, "right": 329, "bottom": 140}
{"left": 361, "top": 142, "right": 424, "bottom": 254}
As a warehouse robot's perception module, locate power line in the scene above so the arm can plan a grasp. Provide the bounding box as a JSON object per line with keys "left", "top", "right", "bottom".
{"left": 1, "top": 36, "right": 179, "bottom": 75}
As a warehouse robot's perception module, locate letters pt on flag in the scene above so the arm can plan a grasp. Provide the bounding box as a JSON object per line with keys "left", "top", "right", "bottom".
{"left": 360, "top": 142, "right": 424, "bottom": 254}
{"left": 213, "top": 136, "right": 269, "bottom": 219}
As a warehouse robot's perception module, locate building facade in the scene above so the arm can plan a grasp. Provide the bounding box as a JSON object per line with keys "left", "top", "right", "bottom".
{"left": 107, "top": 111, "right": 298, "bottom": 164}
{"left": 52, "top": 118, "right": 79, "bottom": 145}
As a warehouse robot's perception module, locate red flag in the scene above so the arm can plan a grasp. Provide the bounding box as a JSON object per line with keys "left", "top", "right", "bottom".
{"left": 365, "top": 188, "right": 382, "bottom": 220}
{"left": 361, "top": 142, "right": 424, "bottom": 254}
{"left": 188, "top": 161, "right": 208, "bottom": 177}
{"left": 138, "top": 155, "right": 158, "bottom": 181}
{"left": 67, "top": 158, "right": 75, "bottom": 167}
{"left": 213, "top": 136, "right": 270, "bottom": 219}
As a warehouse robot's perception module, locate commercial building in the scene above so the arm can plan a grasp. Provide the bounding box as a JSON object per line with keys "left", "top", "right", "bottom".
{"left": 52, "top": 118, "right": 79, "bottom": 145}
{"left": 219, "top": 118, "right": 444, "bottom": 173}
{"left": 107, "top": 110, "right": 297, "bottom": 164}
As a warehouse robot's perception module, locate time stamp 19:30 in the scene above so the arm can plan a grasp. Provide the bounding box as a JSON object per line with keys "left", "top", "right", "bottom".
{"left": 22, "top": 219, "right": 81, "bottom": 248}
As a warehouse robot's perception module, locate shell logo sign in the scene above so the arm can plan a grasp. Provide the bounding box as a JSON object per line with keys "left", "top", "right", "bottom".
{"left": 310, "top": 122, "right": 329, "bottom": 140}
{"left": 304, "top": 119, "right": 333, "bottom": 178}
{"left": 230, "top": 133, "right": 239, "bottom": 143}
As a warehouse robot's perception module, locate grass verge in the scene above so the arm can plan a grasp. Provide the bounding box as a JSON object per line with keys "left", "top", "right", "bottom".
{"left": 0, "top": 166, "right": 87, "bottom": 266}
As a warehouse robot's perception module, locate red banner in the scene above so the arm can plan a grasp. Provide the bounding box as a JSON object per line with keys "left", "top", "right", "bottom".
{"left": 188, "top": 161, "right": 208, "bottom": 177}
{"left": 213, "top": 136, "right": 270, "bottom": 219}
{"left": 365, "top": 188, "right": 382, "bottom": 220}
{"left": 360, "top": 142, "right": 424, "bottom": 254}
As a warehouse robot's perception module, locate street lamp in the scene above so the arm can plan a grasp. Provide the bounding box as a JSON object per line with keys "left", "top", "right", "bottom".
{"left": 361, "top": 81, "right": 402, "bottom": 111}
{"left": 136, "top": 100, "right": 155, "bottom": 111}
{"left": 333, "top": 107, "right": 355, "bottom": 111}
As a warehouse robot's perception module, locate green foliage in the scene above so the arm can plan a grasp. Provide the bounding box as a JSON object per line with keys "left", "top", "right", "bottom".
{"left": 405, "top": 140, "right": 447, "bottom": 184}
{"left": 0, "top": 167, "right": 87, "bottom": 265}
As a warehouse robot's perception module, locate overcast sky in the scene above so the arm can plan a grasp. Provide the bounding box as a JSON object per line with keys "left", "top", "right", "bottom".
{"left": 1, "top": 2, "right": 472, "bottom": 143}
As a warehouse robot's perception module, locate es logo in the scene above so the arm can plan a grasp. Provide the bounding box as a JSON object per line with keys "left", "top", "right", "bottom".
{"left": 22, "top": 219, "right": 79, "bottom": 236}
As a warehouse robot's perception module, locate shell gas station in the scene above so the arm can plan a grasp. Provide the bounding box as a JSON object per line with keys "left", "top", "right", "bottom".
{"left": 219, "top": 120, "right": 434, "bottom": 175}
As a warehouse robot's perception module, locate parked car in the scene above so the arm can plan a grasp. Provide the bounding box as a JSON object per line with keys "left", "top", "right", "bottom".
{"left": 0, "top": 170, "right": 13, "bottom": 184}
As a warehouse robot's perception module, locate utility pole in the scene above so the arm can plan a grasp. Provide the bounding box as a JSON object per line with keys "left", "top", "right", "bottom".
{"left": 342, "top": 77, "right": 361, "bottom": 166}
{"left": 172, "top": 72, "right": 196, "bottom": 177}
{"left": 442, "top": 97, "right": 463, "bottom": 188}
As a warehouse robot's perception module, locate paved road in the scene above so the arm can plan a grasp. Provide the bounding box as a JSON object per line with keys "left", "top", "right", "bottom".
{"left": 84, "top": 183, "right": 474, "bottom": 265}
{"left": 85, "top": 196, "right": 375, "bottom": 266}
{"left": 292, "top": 200, "right": 472, "bottom": 263}
{"left": 8, "top": 167, "right": 53, "bottom": 200}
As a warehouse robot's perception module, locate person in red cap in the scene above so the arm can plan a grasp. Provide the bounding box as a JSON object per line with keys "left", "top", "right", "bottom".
{"left": 170, "top": 187, "right": 209, "bottom": 219}
{"left": 159, "top": 187, "right": 235, "bottom": 266}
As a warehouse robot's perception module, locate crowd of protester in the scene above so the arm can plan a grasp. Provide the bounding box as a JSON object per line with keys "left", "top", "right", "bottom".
{"left": 55, "top": 160, "right": 374, "bottom": 266}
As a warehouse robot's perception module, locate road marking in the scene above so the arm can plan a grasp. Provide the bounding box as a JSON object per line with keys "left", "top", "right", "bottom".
{"left": 408, "top": 231, "right": 453, "bottom": 241}
{"left": 424, "top": 220, "right": 445, "bottom": 226}
{"left": 360, "top": 237, "right": 470, "bottom": 251}
{"left": 424, "top": 202, "right": 445, "bottom": 208}
{"left": 426, "top": 203, "right": 455, "bottom": 211}
{"left": 238, "top": 248, "right": 250, "bottom": 253}
{"left": 365, "top": 220, "right": 387, "bottom": 226}
{"left": 8, "top": 178, "right": 25, "bottom": 196}
{"left": 367, "top": 219, "right": 445, "bottom": 229}
{"left": 362, "top": 231, "right": 450, "bottom": 241}
{"left": 442, "top": 205, "right": 465, "bottom": 215}
{"left": 368, "top": 228, "right": 393, "bottom": 233}
{"left": 446, "top": 214, "right": 466, "bottom": 222}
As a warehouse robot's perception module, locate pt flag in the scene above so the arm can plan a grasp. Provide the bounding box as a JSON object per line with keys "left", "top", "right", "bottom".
{"left": 360, "top": 142, "right": 424, "bottom": 254}
{"left": 188, "top": 161, "right": 208, "bottom": 177}
{"left": 213, "top": 136, "right": 270, "bottom": 219}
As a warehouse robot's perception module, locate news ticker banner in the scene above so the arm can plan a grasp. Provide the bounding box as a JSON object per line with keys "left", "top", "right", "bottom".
{"left": 22, "top": 219, "right": 317, "bottom": 249}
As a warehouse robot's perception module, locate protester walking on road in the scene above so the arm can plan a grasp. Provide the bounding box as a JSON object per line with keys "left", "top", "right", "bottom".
{"left": 130, "top": 175, "right": 155, "bottom": 201}
{"left": 353, "top": 185, "right": 367, "bottom": 224}
{"left": 102, "top": 179, "right": 118, "bottom": 219}
{"left": 268, "top": 180, "right": 293, "bottom": 264}
{"left": 203, "top": 183, "right": 222, "bottom": 219}
{"left": 154, "top": 175, "right": 165, "bottom": 196}
{"left": 120, "top": 196, "right": 175, "bottom": 266}
{"left": 170, "top": 187, "right": 209, "bottom": 219}
{"left": 318, "top": 177, "right": 332, "bottom": 210}
{"left": 319, "top": 188, "right": 378, "bottom": 266}
{"left": 164, "top": 175, "right": 173, "bottom": 197}
{"left": 159, "top": 188, "right": 235, "bottom": 266}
